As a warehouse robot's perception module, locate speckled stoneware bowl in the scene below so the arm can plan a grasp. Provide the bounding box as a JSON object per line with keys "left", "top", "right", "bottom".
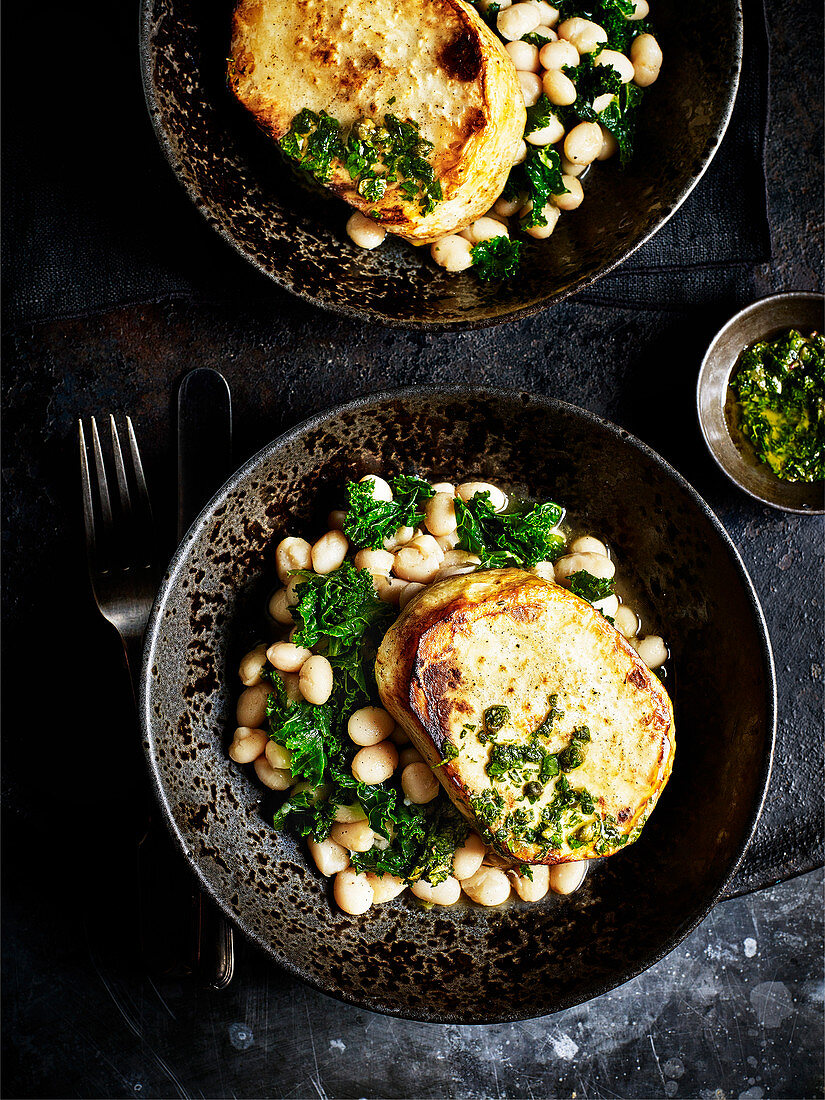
{"left": 139, "top": 0, "right": 742, "bottom": 329}
{"left": 140, "top": 389, "right": 775, "bottom": 1022}
{"left": 697, "top": 292, "right": 825, "bottom": 515}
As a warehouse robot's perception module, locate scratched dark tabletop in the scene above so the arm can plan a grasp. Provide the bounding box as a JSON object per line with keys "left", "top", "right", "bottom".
{"left": 2, "top": 0, "right": 823, "bottom": 1096}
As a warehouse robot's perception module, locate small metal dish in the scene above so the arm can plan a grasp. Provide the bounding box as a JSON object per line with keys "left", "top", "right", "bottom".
{"left": 697, "top": 292, "right": 825, "bottom": 514}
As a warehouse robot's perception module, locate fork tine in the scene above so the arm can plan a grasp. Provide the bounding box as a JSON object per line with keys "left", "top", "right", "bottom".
{"left": 109, "top": 415, "right": 132, "bottom": 518}
{"left": 79, "top": 421, "right": 97, "bottom": 564}
{"left": 126, "top": 416, "right": 154, "bottom": 527}
{"left": 90, "top": 416, "right": 114, "bottom": 535}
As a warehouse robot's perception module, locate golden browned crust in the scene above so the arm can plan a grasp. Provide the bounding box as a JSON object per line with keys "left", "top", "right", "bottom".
{"left": 376, "top": 569, "right": 676, "bottom": 865}
{"left": 227, "top": 0, "right": 526, "bottom": 242}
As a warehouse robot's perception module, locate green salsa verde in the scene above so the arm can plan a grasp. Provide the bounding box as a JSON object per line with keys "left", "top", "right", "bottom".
{"left": 730, "top": 328, "right": 825, "bottom": 483}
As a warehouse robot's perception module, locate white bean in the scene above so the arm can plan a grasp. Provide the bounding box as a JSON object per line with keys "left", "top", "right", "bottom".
{"left": 411, "top": 876, "right": 461, "bottom": 905}
{"left": 268, "top": 587, "right": 294, "bottom": 625}
{"left": 595, "top": 48, "right": 635, "bottom": 83}
{"left": 629, "top": 0, "right": 649, "bottom": 16}
{"left": 510, "top": 864, "right": 550, "bottom": 901}
{"left": 532, "top": 561, "right": 556, "bottom": 582}
{"left": 346, "top": 211, "right": 386, "bottom": 249}
{"left": 308, "top": 837, "right": 350, "bottom": 876}
{"left": 266, "top": 641, "right": 313, "bottom": 673}
{"left": 456, "top": 482, "right": 507, "bottom": 511}
{"left": 564, "top": 121, "right": 603, "bottom": 166}
{"left": 311, "top": 529, "right": 348, "bottom": 574}
{"left": 554, "top": 550, "right": 615, "bottom": 582}
{"left": 373, "top": 575, "right": 407, "bottom": 604}
{"left": 517, "top": 70, "right": 543, "bottom": 107}
{"left": 495, "top": 192, "right": 527, "bottom": 218}
{"left": 399, "top": 747, "right": 424, "bottom": 768}
{"left": 467, "top": 217, "right": 510, "bottom": 243}
{"left": 535, "top": 1, "right": 559, "bottom": 26}
{"left": 360, "top": 474, "right": 393, "bottom": 502}
{"left": 333, "top": 868, "right": 374, "bottom": 914}
{"left": 497, "top": 2, "right": 541, "bottom": 41}
{"left": 238, "top": 643, "right": 269, "bottom": 687}
{"left": 539, "top": 38, "right": 579, "bottom": 69}
{"left": 525, "top": 115, "right": 565, "bottom": 146}
{"left": 298, "top": 654, "right": 333, "bottom": 705}
{"left": 236, "top": 683, "right": 274, "bottom": 727}
{"left": 389, "top": 724, "right": 410, "bottom": 746}
{"left": 431, "top": 481, "right": 455, "bottom": 495}
{"left": 570, "top": 535, "right": 608, "bottom": 556}
{"left": 229, "top": 726, "right": 268, "bottom": 764}
{"left": 614, "top": 604, "right": 639, "bottom": 638}
{"left": 425, "top": 492, "right": 458, "bottom": 537}
{"left": 594, "top": 593, "right": 620, "bottom": 617}
{"left": 505, "top": 39, "right": 540, "bottom": 72}
{"left": 348, "top": 706, "right": 395, "bottom": 746}
{"left": 399, "top": 581, "right": 427, "bottom": 610}
{"left": 542, "top": 68, "right": 577, "bottom": 106}
{"left": 393, "top": 545, "right": 441, "bottom": 583}
{"left": 330, "top": 820, "right": 375, "bottom": 853}
{"left": 550, "top": 860, "right": 587, "bottom": 894}
{"left": 521, "top": 201, "right": 560, "bottom": 239}
{"left": 277, "top": 669, "right": 303, "bottom": 704}
{"left": 265, "top": 741, "right": 292, "bottom": 770}
{"left": 527, "top": 24, "right": 557, "bottom": 44}
{"left": 452, "top": 833, "right": 487, "bottom": 880}
{"left": 333, "top": 802, "right": 367, "bottom": 824}
{"left": 592, "top": 92, "right": 616, "bottom": 114}
{"left": 382, "top": 525, "right": 415, "bottom": 551}
{"left": 557, "top": 16, "right": 607, "bottom": 53}
{"left": 637, "top": 634, "right": 668, "bottom": 669}
{"left": 512, "top": 139, "right": 528, "bottom": 165}
{"left": 435, "top": 530, "right": 461, "bottom": 551}
{"left": 401, "top": 762, "right": 440, "bottom": 804}
{"left": 597, "top": 126, "right": 619, "bottom": 160}
{"left": 461, "top": 867, "right": 512, "bottom": 906}
{"left": 352, "top": 742, "right": 399, "bottom": 785}
{"left": 367, "top": 872, "right": 408, "bottom": 903}
{"left": 275, "top": 537, "right": 312, "bottom": 584}
{"left": 253, "top": 756, "right": 293, "bottom": 790}
{"left": 631, "top": 33, "right": 662, "bottom": 86}
{"left": 353, "top": 548, "right": 393, "bottom": 575}
{"left": 553, "top": 175, "right": 584, "bottom": 210}
{"left": 560, "top": 154, "right": 587, "bottom": 177}
{"left": 409, "top": 533, "right": 444, "bottom": 561}
{"left": 431, "top": 235, "right": 474, "bottom": 273}
{"left": 327, "top": 509, "right": 346, "bottom": 530}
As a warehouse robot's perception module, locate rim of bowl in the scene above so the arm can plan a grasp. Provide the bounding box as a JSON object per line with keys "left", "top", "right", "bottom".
{"left": 138, "top": 2, "right": 743, "bottom": 331}
{"left": 140, "top": 386, "right": 776, "bottom": 1022}
{"left": 696, "top": 291, "right": 825, "bottom": 515}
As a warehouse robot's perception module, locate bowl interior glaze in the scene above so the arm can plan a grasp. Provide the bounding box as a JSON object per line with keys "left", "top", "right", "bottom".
{"left": 140, "top": 0, "right": 741, "bottom": 329}
{"left": 141, "top": 390, "right": 774, "bottom": 1022}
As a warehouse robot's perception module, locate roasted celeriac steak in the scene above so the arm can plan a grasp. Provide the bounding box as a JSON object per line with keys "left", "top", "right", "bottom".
{"left": 228, "top": 0, "right": 526, "bottom": 242}
{"left": 376, "top": 569, "right": 675, "bottom": 865}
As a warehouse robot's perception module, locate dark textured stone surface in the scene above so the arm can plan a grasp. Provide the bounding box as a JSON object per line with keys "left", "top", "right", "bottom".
{"left": 1, "top": 0, "right": 822, "bottom": 1090}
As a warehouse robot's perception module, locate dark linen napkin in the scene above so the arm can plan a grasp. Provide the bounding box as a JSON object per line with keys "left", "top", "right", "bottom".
{"left": 1, "top": 1, "right": 770, "bottom": 330}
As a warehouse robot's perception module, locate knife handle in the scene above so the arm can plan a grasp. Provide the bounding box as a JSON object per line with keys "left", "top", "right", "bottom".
{"left": 177, "top": 367, "right": 236, "bottom": 991}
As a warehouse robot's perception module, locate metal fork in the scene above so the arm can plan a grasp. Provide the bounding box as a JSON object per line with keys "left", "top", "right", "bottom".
{"left": 79, "top": 415, "right": 157, "bottom": 693}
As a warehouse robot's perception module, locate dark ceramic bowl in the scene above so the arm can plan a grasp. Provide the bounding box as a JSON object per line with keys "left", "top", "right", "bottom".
{"left": 140, "top": 389, "right": 775, "bottom": 1022}
{"left": 139, "top": 0, "right": 741, "bottom": 329}
{"left": 697, "top": 292, "right": 825, "bottom": 515}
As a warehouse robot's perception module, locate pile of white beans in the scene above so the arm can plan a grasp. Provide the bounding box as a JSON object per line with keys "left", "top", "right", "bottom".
{"left": 229, "top": 473, "right": 669, "bottom": 915}
{"left": 345, "top": 2, "right": 662, "bottom": 271}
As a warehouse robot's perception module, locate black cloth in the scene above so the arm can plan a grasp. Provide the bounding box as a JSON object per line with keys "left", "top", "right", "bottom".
{"left": 1, "top": 1, "right": 771, "bottom": 330}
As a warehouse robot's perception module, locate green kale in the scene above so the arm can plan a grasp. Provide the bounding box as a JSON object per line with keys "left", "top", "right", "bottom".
{"left": 405, "top": 802, "right": 470, "bottom": 885}
{"left": 524, "top": 94, "right": 559, "bottom": 137}
{"left": 471, "top": 237, "right": 522, "bottom": 282}
{"left": 559, "top": 53, "right": 623, "bottom": 125}
{"left": 343, "top": 474, "right": 434, "bottom": 550}
{"left": 290, "top": 562, "right": 393, "bottom": 653}
{"left": 272, "top": 786, "right": 337, "bottom": 840}
{"left": 568, "top": 570, "right": 615, "bottom": 603}
{"left": 455, "top": 491, "right": 565, "bottom": 567}
{"left": 597, "top": 80, "right": 645, "bottom": 165}
{"left": 557, "top": 0, "right": 647, "bottom": 52}
{"left": 501, "top": 142, "right": 568, "bottom": 228}
{"left": 433, "top": 739, "right": 460, "bottom": 767}
{"left": 265, "top": 682, "right": 340, "bottom": 787}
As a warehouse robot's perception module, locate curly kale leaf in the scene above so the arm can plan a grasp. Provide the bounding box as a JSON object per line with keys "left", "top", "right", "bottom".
{"left": 557, "top": 0, "right": 647, "bottom": 52}
{"left": 597, "top": 80, "right": 644, "bottom": 165}
{"left": 343, "top": 474, "right": 434, "bottom": 549}
{"left": 290, "top": 562, "right": 393, "bottom": 653}
{"left": 471, "top": 237, "right": 523, "bottom": 282}
{"left": 568, "top": 570, "right": 615, "bottom": 603}
{"left": 503, "top": 142, "right": 568, "bottom": 227}
{"left": 559, "top": 53, "right": 623, "bottom": 125}
{"left": 455, "top": 492, "right": 565, "bottom": 567}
